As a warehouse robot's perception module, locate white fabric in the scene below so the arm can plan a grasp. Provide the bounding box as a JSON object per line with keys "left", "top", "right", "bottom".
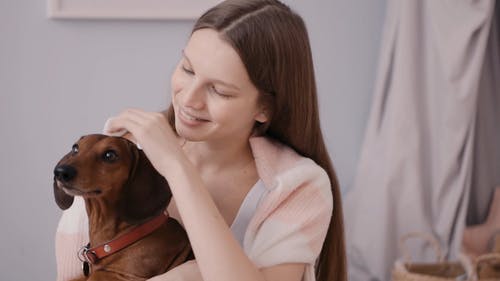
{"left": 466, "top": 5, "right": 500, "bottom": 225}
{"left": 56, "top": 196, "right": 88, "bottom": 235}
{"left": 344, "top": 1, "right": 499, "bottom": 280}
{"left": 230, "top": 179, "right": 266, "bottom": 247}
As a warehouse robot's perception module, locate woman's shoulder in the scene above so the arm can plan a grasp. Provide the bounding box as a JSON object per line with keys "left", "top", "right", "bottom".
{"left": 245, "top": 138, "right": 333, "bottom": 261}
{"left": 249, "top": 136, "right": 330, "bottom": 193}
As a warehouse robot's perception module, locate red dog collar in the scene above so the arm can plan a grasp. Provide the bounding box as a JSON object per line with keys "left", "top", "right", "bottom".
{"left": 78, "top": 210, "right": 169, "bottom": 275}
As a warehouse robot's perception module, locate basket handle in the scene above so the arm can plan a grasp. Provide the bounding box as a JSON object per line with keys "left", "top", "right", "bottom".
{"left": 399, "top": 232, "right": 443, "bottom": 264}
{"left": 474, "top": 253, "right": 500, "bottom": 278}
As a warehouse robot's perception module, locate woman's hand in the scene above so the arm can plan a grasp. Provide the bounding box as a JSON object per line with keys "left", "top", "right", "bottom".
{"left": 103, "top": 108, "right": 184, "bottom": 179}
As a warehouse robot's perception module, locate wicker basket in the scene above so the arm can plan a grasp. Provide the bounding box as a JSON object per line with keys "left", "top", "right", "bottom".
{"left": 392, "top": 232, "right": 467, "bottom": 281}
{"left": 475, "top": 252, "right": 500, "bottom": 280}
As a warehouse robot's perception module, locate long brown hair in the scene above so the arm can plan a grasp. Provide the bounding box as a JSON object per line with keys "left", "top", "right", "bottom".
{"left": 166, "top": 1, "right": 346, "bottom": 280}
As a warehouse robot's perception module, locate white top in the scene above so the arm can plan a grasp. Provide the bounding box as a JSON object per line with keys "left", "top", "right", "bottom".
{"left": 230, "top": 179, "right": 266, "bottom": 246}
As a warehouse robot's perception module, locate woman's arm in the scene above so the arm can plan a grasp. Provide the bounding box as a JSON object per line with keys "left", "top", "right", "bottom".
{"left": 148, "top": 261, "right": 304, "bottom": 281}
{"left": 104, "top": 109, "right": 305, "bottom": 281}
{"left": 158, "top": 154, "right": 305, "bottom": 281}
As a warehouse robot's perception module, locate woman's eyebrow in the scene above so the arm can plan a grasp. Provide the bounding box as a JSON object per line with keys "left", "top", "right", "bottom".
{"left": 181, "top": 50, "right": 241, "bottom": 92}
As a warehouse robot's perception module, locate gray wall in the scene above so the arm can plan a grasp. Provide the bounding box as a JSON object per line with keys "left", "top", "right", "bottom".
{"left": 0, "top": 0, "right": 385, "bottom": 280}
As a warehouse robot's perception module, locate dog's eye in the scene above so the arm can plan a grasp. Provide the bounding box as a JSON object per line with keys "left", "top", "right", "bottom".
{"left": 71, "top": 144, "right": 79, "bottom": 154}
{"left": 102, "top": 150, "right": 118, "bottom": 162}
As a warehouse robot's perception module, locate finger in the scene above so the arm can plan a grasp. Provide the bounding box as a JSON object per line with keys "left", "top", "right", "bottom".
{"left": 121, "top": 108, "right": 157, "bottom": 122}
{"left": 103, "top": 115, "right": 143, "bottom": 136}
{"left": 103, "top": 127, "right": 128, "bottom": 137}
{"left": 103, "top": 117, "right": 128, "bottom": 136}
{"left": 126, "top": 108, "right": 168, "bottom": 125}
{"left": 104, "top": 116, "right": 146, "bottom": 149}
{"left": 103, "top": 108, "right": 149, "bottom": 134}
{"left": 118, "top": 109, "right": 171, "bottom": 136}
{"left": 121, "top": 132, "right": 137, "bottom": 143}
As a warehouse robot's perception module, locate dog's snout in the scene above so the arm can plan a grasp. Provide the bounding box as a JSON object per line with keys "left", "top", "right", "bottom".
{"left": 54, "top": 165, "right": 77, "bottom": 182}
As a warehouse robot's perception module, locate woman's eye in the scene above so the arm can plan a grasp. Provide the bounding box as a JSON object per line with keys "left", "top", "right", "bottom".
{"left": 210, "top": 85, "right": 230, "bottom": 98}
{"left": 181, "top": 65, "right": 194, "bottom": 75}
{"left": 71, "top": 144, "right": 79, "bottom": 154}
{"left": 102, "top": 150, "right": 118, "bottom": 162}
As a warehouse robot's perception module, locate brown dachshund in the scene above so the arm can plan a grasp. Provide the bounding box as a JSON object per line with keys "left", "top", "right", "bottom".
{"left": 53, "top": 134, "right": 192, "bottom": 281}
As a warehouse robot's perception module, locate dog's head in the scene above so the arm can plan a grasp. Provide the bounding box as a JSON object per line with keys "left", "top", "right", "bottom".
{"left": 53, "top": 134, "right": 171, "bottom": 224}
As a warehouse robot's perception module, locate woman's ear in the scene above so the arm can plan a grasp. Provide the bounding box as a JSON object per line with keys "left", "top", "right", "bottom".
{"left": 252, "top": 110, "right": 270, "bottom": 137}
{"left": 255, "top": 110, "right": 269, "bottom": 123}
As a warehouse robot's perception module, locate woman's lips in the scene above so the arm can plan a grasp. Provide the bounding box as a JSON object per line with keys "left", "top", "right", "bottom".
{"left": 178, "top": 108, "right": 209, "bottom": 125}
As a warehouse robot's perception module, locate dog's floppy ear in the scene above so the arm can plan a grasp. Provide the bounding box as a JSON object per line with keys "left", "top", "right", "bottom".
{"left": 53, "top": 178, "right": 74, "bottom": 210}
{"left": 118, "top": 142, "right": 171, "bottom": 224}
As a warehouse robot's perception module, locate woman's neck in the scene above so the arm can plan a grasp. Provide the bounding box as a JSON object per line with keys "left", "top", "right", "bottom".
{"left": 182, "top": 137, "right": 254, "bottom": 174}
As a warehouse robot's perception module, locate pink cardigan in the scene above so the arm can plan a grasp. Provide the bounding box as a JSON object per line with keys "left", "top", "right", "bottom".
{"left": 55, "top": 137, "right": 333, "bottom": 281}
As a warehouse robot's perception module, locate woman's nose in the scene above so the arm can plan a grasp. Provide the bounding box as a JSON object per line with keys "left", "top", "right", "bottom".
{"left": 181, "top": 80, "right": 205, "bottom": 110}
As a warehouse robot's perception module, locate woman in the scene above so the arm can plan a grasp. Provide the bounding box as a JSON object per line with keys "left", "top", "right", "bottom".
{"left": 56, "top": 1, "right": 346, "bottom": 281}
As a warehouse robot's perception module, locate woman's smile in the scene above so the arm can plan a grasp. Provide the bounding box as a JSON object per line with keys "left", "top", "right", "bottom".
{"left": 178, "top": 107, "right": 210, "bottom": 126}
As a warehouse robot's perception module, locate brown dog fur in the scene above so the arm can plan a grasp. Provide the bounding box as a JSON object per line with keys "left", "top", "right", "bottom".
{"left": 53, "top": 134, "right": 192, "bottom": 281}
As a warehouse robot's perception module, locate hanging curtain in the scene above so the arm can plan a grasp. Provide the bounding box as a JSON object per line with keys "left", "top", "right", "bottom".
{"left": 344, "top": 0, "right": 499, "bottom": 280}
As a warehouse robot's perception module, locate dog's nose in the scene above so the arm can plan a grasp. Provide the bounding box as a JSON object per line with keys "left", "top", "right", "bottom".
{"left": 54, "top": 165, "right": 77, "bottom": 182}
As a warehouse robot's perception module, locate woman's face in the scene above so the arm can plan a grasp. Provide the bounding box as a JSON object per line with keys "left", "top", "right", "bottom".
{"left": 171, "top": 28, "right": 267, "bottom": 144}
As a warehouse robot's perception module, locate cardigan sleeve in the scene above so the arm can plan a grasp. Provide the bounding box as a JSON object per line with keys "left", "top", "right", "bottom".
{"left": 244, "top": 158, "right": 333, "bottom": 269}
{"left": 55, "top": 197, "right": 88, "bottom": 281}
